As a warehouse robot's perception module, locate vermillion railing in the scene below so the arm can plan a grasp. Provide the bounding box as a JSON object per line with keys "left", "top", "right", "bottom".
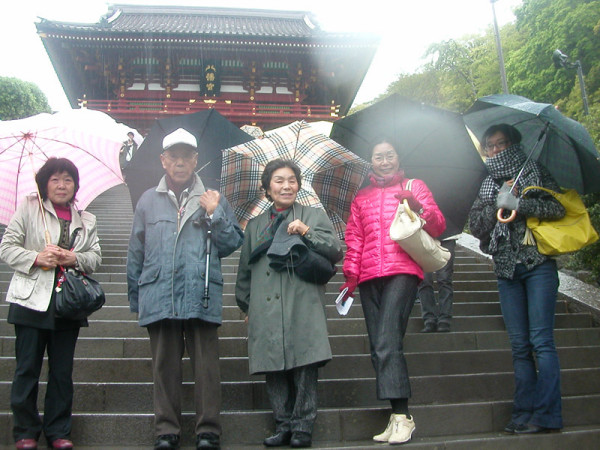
{"left": 82, "top": 99, "right": 339, "bottom": 125}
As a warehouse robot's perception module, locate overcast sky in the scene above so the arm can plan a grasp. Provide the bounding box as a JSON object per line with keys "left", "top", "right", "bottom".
{"left": 1, "top": 0, "right": 522, "bottom": 111}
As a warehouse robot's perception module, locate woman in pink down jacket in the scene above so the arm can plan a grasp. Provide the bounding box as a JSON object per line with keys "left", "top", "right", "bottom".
{"left": 341, "top": 137, "right": 445, "bottom": 445}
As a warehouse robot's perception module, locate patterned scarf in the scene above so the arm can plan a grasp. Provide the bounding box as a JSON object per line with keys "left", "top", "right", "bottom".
{"left": 479, "top": 144, "right": 543, "bottom": 254}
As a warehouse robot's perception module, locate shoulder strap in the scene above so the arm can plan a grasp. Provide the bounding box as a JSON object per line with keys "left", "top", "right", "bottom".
{"left": 522, "top": 186, "right": 560, "bottom": 197}
{"left": 405, "top": 179, "right": 414, "bottom": 191}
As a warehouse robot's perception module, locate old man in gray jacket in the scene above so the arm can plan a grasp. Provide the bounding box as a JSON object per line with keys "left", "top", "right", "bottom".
{"left": 127, "top": 128, "right": 243, "bottom": 450}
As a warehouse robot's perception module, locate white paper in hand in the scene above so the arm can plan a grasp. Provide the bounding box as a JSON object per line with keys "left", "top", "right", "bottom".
{"left": 335, "top": 287, "right": 354, "bottom": 316}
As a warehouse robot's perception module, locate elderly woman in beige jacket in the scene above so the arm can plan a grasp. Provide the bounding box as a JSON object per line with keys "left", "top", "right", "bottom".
{"left": 0, "top": 157, "right": 101, "bottom": 450}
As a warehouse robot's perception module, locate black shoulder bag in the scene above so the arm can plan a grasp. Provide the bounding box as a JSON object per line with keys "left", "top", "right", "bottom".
{"left": 54, "top": 229, "right": 105, "bottom": 320}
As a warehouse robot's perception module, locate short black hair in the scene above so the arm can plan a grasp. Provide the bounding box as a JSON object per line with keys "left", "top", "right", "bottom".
{"left": 261, "top": 159, "right": 302, "bottom": 202}
{"left": 369, "top": 136, "right": 400, "bottom": 158}
{"left": 481, "top": 124, "right": 522, "bottom": 147}
{"left": 35, "top": 157, "right": 80, "bottom": 202}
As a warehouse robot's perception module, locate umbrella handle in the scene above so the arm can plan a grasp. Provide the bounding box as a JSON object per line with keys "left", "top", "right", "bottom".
{"left": 403, "top": 200, "right": 418, "bottom": 221}
{"left": 40, "top": 229, "right": 52, "bottom": 271}
{"left": 497, "top": 208, "right": 517, "bottom": 223}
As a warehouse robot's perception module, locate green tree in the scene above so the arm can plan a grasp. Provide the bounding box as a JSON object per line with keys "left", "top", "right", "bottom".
{"left": 507, "top": 0, "right": 600, "bottom": 105}
{"left": 0, "top": 76, "right": 51, "bottom": 120}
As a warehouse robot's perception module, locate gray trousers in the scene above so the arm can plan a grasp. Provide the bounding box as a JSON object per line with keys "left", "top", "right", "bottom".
{"left": 265, "top": 364, "right": 319, "bottom": 434}
{"left": 418, "top": 239, "right": 456, "bottom": 325}
{"left": 147, "top": 319, "right": 221, "bottom": 437}
{"left": 359, "top": 274, "right": 419, "bottom": 400}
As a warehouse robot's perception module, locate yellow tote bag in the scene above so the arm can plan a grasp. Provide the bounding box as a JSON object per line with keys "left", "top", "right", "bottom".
{"left": 522, "top": 186, "right": 599, "bottom": 255}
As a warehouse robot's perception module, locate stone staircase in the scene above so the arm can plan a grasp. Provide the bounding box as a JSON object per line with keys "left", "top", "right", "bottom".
{"left": 1, "top": 183, "right": 600, "bottom": 449}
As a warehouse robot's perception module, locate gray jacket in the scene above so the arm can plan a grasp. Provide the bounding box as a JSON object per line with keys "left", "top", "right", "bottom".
{"left": 127, "top": 174, "right": 243, "bottom": 326}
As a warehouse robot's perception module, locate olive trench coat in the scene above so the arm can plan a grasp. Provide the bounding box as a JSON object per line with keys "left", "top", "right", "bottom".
{"left": 235, "top": 203, "right": 342, "bottom": 375}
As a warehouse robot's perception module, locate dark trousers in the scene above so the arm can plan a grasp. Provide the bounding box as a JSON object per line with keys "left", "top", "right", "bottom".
{"left": 265, "top": 364, "right": 319, "bottom": 435}
{"left": 11, "top": 325, "right": 79, "bottom": 443}
{"left": 359, "top": 274, "right": 419, "bottom": 400}
{"left": 418, "top": 239, "right": 456, "bottom": 326}
{"left": 147, "top": 319, "right": 221, "bottom": 437}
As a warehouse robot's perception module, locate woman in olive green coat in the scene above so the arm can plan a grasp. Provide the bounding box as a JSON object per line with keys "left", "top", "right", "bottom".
{"left": 235, "top": 159, "right": 342, "bottom": 448}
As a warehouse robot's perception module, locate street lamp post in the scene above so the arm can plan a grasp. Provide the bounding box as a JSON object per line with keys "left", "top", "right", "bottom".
{"left": 490, "top": 0, "right": 509, "bottom": 94}
{"left": 552, "top": 49, "right": 590, "bottom": 115}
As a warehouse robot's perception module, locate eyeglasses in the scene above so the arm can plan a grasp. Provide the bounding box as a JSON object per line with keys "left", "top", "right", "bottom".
{"left": 162, "top": 152, "right": 197, "bottom": 163}
{"left": 485, "top": 140, "right": 509, "bottom": 151}
{"left": 372, "top": 153, "right": 398, "bottom": 163}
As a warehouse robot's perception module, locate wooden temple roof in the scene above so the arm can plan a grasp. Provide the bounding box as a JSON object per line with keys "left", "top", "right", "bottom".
{"left": 36, "top": 4, "right": 380, "bottom": 130}
{"left": 37, "top": 4, "right": 376, "bottom": 44}
{"left": 39, "top": 4, "right": 321, "bottom": 37}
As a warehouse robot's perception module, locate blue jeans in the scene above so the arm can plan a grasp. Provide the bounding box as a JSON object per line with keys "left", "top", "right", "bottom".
{"left": 497, "top": 259, "right": 562, "bottom": 429}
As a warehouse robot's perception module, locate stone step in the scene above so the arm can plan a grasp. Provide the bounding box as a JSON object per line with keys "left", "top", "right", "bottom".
{"left": 2, "top": 346, "right": 599, "bottom": 383}
{"left": 1, "top": 312, "right": 592, "bottom": 339}
{"left": 2, "top": 367, "right": 599, "bottom": 414}
{"left": 0, "top": 299, "right": 573, "bottom": 322}
{"left": 1, "top": 395, "right": 599, "bottom": 447}
{"left": 92, "top": 312, "right": 593, "bottom": 335}
{"left": 3, "top": 327, "right": 600, "bottom": 359}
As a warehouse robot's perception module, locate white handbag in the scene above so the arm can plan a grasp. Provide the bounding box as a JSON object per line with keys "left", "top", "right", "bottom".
{"left": 389, "top": 179, "right": 451, "bottom": 272}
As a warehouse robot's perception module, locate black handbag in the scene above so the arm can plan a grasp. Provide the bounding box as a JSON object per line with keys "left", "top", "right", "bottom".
{"left": 267, "top": 220, "right": 337, "bottom": 285}
{"left": 55, "top": 268, "right": 105, "bottom": 320}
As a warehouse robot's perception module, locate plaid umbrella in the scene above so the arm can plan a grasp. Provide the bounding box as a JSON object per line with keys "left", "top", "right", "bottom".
{"left": 220, "top": 120, "right": 370, "bottom": 239}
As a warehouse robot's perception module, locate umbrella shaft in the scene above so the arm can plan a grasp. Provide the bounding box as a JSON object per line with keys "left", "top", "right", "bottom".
{"left": 203, "top": 229, "right": 212, "bottom": 308}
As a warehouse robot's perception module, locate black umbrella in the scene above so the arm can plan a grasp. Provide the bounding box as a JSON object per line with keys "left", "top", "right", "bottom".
{"left": 464, "top": 94, "right": 600, "bottom": 194}
{"left": 124, "top": 109, "right": 253, "bottom": 208}
{"left": 330, "top": 94, "right": 486, "bottom": 237}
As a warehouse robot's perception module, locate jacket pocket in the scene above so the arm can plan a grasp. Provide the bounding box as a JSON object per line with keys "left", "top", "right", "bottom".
{"left": 138, "top": 265, "right": 161, "bottom": 286}
{"left": 9, "top": 270, "right": 40, "bottom": 300}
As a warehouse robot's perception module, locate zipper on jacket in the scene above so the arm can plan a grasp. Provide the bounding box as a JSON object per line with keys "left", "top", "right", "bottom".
{"left": 379, "top": 186, "right": 385, "bottom": 275}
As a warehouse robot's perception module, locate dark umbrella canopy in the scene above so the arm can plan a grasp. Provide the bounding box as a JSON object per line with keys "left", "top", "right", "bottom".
{"left": 124, "top": 109, "right": 253, "bottom": 208}
{"left": 464, "top": 94, "right": 600, "bottom": 194}
{"left": 330, "top": 94, "right": 486, "bottom": 238}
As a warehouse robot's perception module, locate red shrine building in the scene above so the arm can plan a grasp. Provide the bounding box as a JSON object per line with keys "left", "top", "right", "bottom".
{"left": 36, "top": 4, "right": 380, "bottom": 133}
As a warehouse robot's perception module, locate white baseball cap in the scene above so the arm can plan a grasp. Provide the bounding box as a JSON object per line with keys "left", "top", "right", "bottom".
{"left": 162, "top": 128, "right": 198, "bottom": 151}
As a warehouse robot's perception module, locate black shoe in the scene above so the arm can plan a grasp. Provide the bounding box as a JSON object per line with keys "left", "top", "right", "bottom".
{"left": 290, "top": 431, "right": 312, "bottom": 448}
{"left": 504, "top": 421, "right": 527, "bottom": 434}
{"left": 263, "top": 431, "right": 292, "bottom": 447}
{"left": 514, "top": 424, "right": 559, "bottom": 434}
{"left": 154, "top": 434, "right": 180, "bottom": 450}
{"left": 420, "top": 322, "right": 437, "bottom": 333}
{"left": 437, "top": 322, "right": 451, "bottom": 332}
{"left": 197, "top": 432, "right": 220, "bottom": 449}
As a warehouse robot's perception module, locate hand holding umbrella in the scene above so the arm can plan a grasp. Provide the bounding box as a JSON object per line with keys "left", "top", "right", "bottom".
{"left": 496, "top": 182, "right": 520, "bottom": 223}
{"left": 198, "top": 190, "right": 220, "bottom": 308}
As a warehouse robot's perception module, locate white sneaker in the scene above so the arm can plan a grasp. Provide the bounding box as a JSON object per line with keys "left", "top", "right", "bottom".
{"left": 373, "top": 414, "right": 394, "bottom": 442}
{"left": 387, "top": 414, "right": 415, "bottom": 445}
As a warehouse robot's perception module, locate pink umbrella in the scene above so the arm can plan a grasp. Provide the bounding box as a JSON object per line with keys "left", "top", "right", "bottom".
{"left": 0, "top": 112, "right": 125, "bottom": 226}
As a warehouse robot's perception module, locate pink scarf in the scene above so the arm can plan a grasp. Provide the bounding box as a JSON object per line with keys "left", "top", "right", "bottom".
{"left": 369, "top": 170, "right": 405, "bottom": 188}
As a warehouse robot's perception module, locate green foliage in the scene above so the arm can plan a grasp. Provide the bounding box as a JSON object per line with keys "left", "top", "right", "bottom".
{"left": 509, "top": 0, "right": 600, "bottom": 103}
{"left": 0, "top": 77, "right": 51, "bottom": 120}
